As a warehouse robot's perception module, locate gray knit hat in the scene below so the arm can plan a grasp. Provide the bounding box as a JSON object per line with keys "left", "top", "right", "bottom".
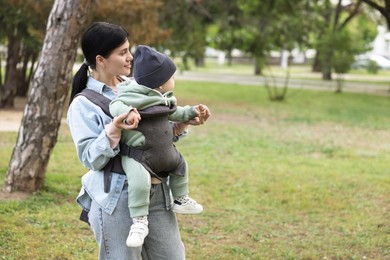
{"left": 134, "top": 45, "right": 176, "bottom": 89}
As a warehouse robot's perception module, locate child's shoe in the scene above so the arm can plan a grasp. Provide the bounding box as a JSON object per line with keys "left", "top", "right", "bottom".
{"left": 126, "top": 216, "right": 149, "bottom": 247}
{"left": 172, "top": 195, "right": 203, "bottom": 214}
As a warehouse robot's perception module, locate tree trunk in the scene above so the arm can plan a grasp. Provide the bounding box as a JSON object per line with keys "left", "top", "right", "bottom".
{"left": 26, "top": 53, "right": 39, "bottom": 94}
{"left": 3, "top": 0, "right": 92, "bottom": 193}
{"left": 16, "top": 50, "right": 36, "bottom": 97}
{"left": 194, "top": 56, "right": 205, "bottom": 67}
{"left": 312, "top": 52, "right": 322, "bottom": 72}
{"left": 322, "top": 53, "right": 333, "bottom": 81}
{"left": 0, "top": 56, "right": 3, "bottom": 85}
{"left": 227, "top": 49, "right": 233, "bottom": 66}
{"left": 182, "top": 55, "right": 190, "bottom": 70}
{"left": 361, "top": 0, "right": 390, "bottom": 30}
{"left": 254, "top": 58, "right": 262, "bottom": 75}
{"left": 0, "top": 33, "right": 22, "bottom": 108}
{"left": 336, "top": 75, "right": 343, "bottom": 93}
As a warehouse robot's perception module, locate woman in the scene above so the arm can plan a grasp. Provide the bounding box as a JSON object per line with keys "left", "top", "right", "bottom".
{"left": 68, "top": 22, "right": 209, "bottom": 259}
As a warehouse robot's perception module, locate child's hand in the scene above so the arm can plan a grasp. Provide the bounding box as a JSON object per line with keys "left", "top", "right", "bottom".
{"left": 187, "top": 104, "right": 211, "bottom": 125}
{"left": 112, "top": 109, "right": 141, "bottom": 130}
{"left": 197, "top": 104, "right": 210, "bottom": 123}
{"left": 124, "top": 109, "right": 141, "bottom": 128}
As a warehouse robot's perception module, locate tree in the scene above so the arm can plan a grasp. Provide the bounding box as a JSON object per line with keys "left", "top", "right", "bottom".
{"left": 0, "top": 0, "right": 53, "bottom": 108}
{"left": 236, "top": 0, "right": 309, "bottom": 75}
{"left": 160, "top": 0, "right": 213, "bottom": 69}
{"left": 3, "top": 0, "right": 91, "bottom": 193}
{"left": 362, "top": 0, "right": 390, "bottom": 29}
{"left": 210, "top": 0, "right": 243, "bottom": 65}
{"left": 90, "top": 0, "right": 171, "bottom": 46}
{"left": 312, "top": 0, "right": 375, "bottom": 80}
{"left": 0, "top": 0, "right": 169, "bottom": 109}
{"left": 329, "top": 31, "right": 358, "bottom": 92}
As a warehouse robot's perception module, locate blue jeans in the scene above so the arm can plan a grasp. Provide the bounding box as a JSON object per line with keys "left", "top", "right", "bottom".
{"left": 89, "top": 181, "right": 185, "bottom": 260}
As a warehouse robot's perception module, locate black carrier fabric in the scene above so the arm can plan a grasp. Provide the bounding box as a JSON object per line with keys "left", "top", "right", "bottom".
{"left": 129, "top": 105, "right": 187, "bottom": 179}
{"left": 74, "top": 90, "right": 186, "bottom": 223}
{"left": 75, "top": 90, "right": 186, "bottom": 192}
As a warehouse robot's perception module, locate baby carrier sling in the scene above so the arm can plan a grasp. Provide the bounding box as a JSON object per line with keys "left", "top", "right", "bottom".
{"left": 75, "top": 89, "right": 126, "bottom": 194}
{"left": 120, "top": 105, "right": 187, "bottom": 180}
{"left": 75, "top": 89, "right": 186, "bottom": 193}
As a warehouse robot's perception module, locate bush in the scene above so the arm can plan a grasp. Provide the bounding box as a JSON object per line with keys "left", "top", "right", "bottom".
{"left": 366, "top": 60, "right": 379, "bottom": 74}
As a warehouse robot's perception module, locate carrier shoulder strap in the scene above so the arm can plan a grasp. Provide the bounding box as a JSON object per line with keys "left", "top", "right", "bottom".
{"left": 74, "top": 89, "right": 126, "bottom": 194}
{"left": 75, "top": 89, "right": 112, "bottom": 118}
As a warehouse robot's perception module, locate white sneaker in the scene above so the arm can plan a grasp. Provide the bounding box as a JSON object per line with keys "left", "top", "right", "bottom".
{"left": 172, "top": 195, "right": 203, "bottom": 214}
{"left": 126, "top": 217, "right": 149, "bottom": 247}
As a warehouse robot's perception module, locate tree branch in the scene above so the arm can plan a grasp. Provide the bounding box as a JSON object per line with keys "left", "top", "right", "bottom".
{"left": 361, "top": 0, "right": 386, "bottom": 17}
{"left": 333, "top": 0, "right": 343, "bottom": 31}
{"left": 338, "top": 0, "right": 363, "bottom": 31}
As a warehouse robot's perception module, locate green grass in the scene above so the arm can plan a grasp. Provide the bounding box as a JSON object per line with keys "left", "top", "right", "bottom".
{"left": 185, "top": 58, "right": 390, "bottom": 85}
{"left": 1, "top": 82, "right": 390, "bottom": 259}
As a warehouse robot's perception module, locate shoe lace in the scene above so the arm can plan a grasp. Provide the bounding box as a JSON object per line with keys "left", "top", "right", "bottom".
{"left": 175, "top": 195, "right": 198, "bottom": 205}
{"left": 130, "top": 222, "right": 147, "bottom": 235}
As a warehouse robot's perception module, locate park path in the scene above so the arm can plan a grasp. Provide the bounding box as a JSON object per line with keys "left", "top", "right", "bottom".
{"left": 0, "top": 71, "right": 388, "bottom": 132}
{"left": 175, "top": 71, "right": 390, "bottom": 96}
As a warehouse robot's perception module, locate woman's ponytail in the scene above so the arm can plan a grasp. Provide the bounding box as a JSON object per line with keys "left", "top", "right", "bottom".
{"left": 69, "top": 63, "right": 89, "bottom": 105}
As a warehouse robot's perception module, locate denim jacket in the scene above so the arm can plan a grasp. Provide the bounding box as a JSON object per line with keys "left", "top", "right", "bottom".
{"left": 67, "top": 76, "right": 124, "bottom": 214}
{"left": 67, "top": 76, "right": 186, "bottom": 215}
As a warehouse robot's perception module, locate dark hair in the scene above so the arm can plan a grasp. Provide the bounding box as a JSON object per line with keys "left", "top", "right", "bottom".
{"left": 69, "top": 22, "right": 129, "bottom": 104}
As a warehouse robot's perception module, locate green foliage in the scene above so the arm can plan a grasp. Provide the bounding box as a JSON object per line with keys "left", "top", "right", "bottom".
{"left": 220, "top": 0, "right": 315, "bottom": 74}
{"left": 208, "top": 0, "right": 243, "bottom": 59}
{"left": 367, "top": 60, "right": 380, "bottom": 74}
{"left": 330, "top": 11, "right": 377, "bottom": 76}
{"left": 159, "top": 0, "right": 212, "bottom": 66}
{"left": 353, "top": 11, "right": 378, "bottom": 51}
{"left": 0, "top": 0, "right": 52, "bottom": 51}
{"left": 1, "top": 80, "right": 389, "bottom": 259}
{"left": 329, "top": 31, "right": 356, "bottom": 74}
{"left": 0, "top": 0, "right": 53, "bottom": 96}
{"left": 313, "top": 1, "right": 378, "bottom": 78}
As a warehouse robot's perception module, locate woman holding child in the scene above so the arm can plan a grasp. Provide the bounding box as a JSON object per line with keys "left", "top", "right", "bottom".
{"left": 67, "top": 21, "right": 210, "bottom": 259}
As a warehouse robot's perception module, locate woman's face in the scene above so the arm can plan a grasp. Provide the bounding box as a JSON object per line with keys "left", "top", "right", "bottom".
{"left": 101, "top": 40, "right": 133, "bottom": 76}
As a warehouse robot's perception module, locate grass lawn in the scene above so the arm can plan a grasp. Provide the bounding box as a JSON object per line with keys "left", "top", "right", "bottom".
{"left": 1, "top": 80, "right": 389, "bottom": 259}
{"left": 186, "top": 58, "right": 390, "bottom": 85}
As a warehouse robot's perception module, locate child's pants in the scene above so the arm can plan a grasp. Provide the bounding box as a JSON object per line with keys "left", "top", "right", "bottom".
{"left": 122, "top": 157, "right": 189, "bottom": 217}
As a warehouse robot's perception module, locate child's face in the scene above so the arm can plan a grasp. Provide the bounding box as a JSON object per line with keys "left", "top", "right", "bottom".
{"left": 158, "top": 76, "right": 175, "bottom": 93}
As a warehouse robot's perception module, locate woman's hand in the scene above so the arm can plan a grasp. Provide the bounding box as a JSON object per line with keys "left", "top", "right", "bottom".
{"left": 112, "top": 109, "right": 141, "bottom": 130}
{"left": 105, "top": 110, "right": 140, "bottom": 148}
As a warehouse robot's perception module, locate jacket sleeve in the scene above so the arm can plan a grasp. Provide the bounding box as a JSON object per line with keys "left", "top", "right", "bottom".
{"left": 109, "top": 94, "right": 134, "bottom": 117}
{"left": 67, "top": 96, "right": 119, "bottom": 171}
{"left": 168, "top": 105, "right": 197, "bottom": 122}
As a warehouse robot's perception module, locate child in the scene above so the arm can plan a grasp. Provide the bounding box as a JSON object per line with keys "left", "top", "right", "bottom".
{"left": 109, "top": 45, "right": 210, "bottom": 248}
